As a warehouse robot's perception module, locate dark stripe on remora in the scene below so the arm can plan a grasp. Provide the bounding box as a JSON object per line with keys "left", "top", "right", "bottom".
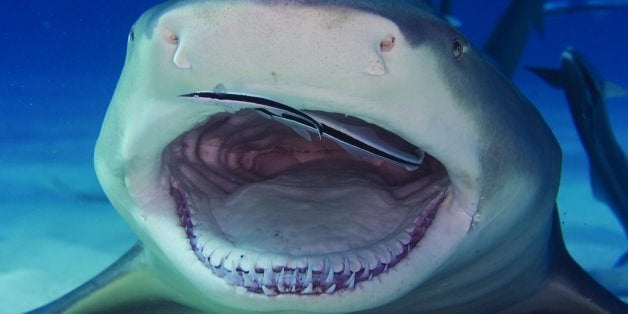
{"left": 180, "top": 92, "right": 420, "bottom": 168}
{"left": 320, "top": 123, "right": 421, "bottom": 168}
{"left": 180, "top": 92, "right": 322, "bottom": 135}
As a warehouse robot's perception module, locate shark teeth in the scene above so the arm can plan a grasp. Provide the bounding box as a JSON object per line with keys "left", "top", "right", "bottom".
{"left": 324, "top": 264, "right": 335, "bottom": 286}
{"left": 305, "top": 265, "right": 313, "bottom": 283}
{"left": 263, "top": 267, "right": 274, "bottom": 286}
{"left": 346, "top": 272, "right": 356, "bottom": 289}
{"left": 262, "top": 285, "right": 277, "bottom": 296}
{"left": 169, "top": 163, "right": 447, "bottom": 296}
{"left": 325, "top": 284, "right": 336, "bottom": 294}
{"left": 302, "top": 283, "right": 314, "bottom": 294}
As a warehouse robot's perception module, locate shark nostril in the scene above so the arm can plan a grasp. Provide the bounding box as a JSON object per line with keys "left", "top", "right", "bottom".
{"left": 161, "top": 29, "right": 191, "bottom": 69}
{"left": 380, "top": 34, "right": 396, "bottom": 53}
{"left": 163, "top": 29, "right": 179, "bottom": 45}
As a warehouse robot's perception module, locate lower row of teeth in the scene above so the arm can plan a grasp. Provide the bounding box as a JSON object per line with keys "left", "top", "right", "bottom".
{"left": 209, "top": 255, "right": 386, "bottom": 295}
{"left": 172, "top": 186, "right": 445, "bottom": 295}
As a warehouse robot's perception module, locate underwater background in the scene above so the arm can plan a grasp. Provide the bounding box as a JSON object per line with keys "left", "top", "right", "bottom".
{"left": 0, "top": 1, "right": 626, "bottom": 313}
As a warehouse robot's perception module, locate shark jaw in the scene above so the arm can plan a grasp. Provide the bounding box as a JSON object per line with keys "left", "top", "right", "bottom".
{"left": 163, "top": 106, "right": 450, "bottom": 296}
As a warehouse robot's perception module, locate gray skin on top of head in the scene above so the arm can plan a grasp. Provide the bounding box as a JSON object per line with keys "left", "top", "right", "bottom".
{"left": 140, "top": 0, "right": 437, "bottom": 46}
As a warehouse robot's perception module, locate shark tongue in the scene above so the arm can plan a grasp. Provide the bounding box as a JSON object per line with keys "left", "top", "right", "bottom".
{"left": 213, "top": 168, "right": 412, "bottom": 255}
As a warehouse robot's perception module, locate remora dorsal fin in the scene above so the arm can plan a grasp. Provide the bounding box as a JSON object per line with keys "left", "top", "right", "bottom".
{"left": 25, "top": 242, "right": 197, "bottom": 313}
{"left": 527, "top": 66, "right": 565, "bottom": 89}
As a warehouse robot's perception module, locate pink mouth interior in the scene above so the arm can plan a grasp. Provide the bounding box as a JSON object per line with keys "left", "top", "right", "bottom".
{"left": 163, "top": 109, "right": 449, "bottom": 295}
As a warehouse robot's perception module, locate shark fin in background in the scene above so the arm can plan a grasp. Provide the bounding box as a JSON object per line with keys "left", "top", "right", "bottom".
{"left": 483, "top": 0, "right": 546, "bottom": 77}
{"left": 527, "top": 66, "right": 565, "bottom": 89}
{"left": 439, "top": 0, "right": 452, "bottom": 15}
{"left": 26, "top": 243, "right": 192, "bottom": 313}
{"left": 438, "top": 0, "right": 461, "bottom": 27}
{"left": 603, "top": 81, "right": 628, "bottom": 98}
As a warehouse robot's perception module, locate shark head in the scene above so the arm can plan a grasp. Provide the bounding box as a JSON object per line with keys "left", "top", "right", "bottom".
{"left": 94, "top": 0, "right": 561, "bottom": 312}
{"left": 558, "top": 47, "right": 608, "bottom": 130}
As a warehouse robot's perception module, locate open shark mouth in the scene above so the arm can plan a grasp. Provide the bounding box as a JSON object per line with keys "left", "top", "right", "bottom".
{"left": 163, "top": 93, "right": 450, "bottom": 296}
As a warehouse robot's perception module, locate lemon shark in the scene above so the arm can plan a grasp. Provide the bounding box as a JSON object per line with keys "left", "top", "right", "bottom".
{"left": 529, "top": 48, "right": 628, "bottom": 275}
{"left": 29, "top": 0, "right": 628, "bottom": 313}
{"left": 482, "top": 0, "right": 628, "bottom": 77}
{"left": 529, "top": 47, "right": 628, "bottom": 238}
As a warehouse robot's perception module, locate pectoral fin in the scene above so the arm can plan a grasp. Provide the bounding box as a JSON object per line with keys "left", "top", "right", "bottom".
{"left": 512, "top": 208, "right": 628, "bottom": 313}
{"left": 26, "top": 242, "right": 199, "bottom": 314}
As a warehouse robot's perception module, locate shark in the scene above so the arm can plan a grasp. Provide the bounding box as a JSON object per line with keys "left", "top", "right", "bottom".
{"left": 544, "top": 0, "right": 628, "bottom": 16}
{"left": 482, "top": 0, "right": 546, "bottom": 77}
{"left": 482, "top": 0, "right": 628, "bottom": 77}
{"left": 528, "top": 47, "right": 628, "bottom": 260}
{"left": 28, "top": 1, "right": 628, "bottom": 313}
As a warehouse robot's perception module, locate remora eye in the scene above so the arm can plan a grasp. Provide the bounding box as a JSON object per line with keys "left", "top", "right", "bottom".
{"left": 452, "top": 38, "right": 464, "bottom": 59}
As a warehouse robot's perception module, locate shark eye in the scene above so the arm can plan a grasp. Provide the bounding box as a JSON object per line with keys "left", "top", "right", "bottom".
{"left": 452, "top": 38, "right": 464, "bottom": 60}
{"left": 129, "top": 26, "right": 135, "bottom": 42}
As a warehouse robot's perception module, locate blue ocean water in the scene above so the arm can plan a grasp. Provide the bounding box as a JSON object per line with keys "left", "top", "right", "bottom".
{"left": 0, "top": 1, "right": 626, "bottom": 313}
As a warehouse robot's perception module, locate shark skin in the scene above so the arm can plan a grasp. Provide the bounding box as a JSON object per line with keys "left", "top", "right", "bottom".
{"left": 28, "top": 1, "right": 627, "bottom": 313}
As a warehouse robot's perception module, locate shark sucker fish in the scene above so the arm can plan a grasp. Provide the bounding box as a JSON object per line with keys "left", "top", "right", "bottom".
{"left": 27, "top": 1, "right": 628, "bottom": 313}
{"left": 179, "top": 91, "right": 325, "bottom": 138}
{"left": 180, "top": 91, "right": 425, "bottom": 170}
